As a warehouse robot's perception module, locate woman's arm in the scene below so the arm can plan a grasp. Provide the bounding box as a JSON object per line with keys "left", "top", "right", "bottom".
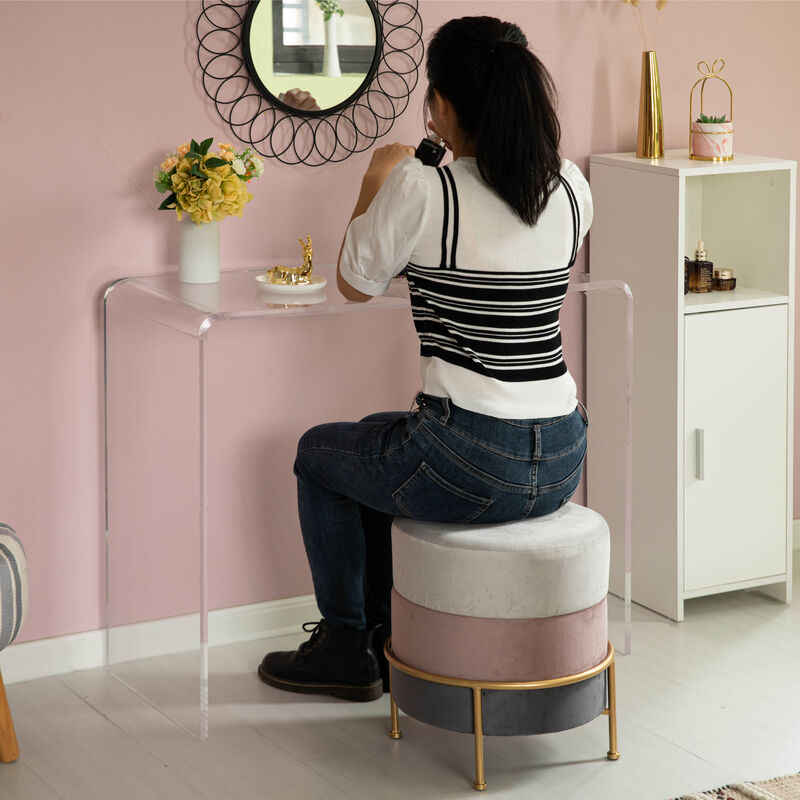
{"left": 337, "top": 143, "right": 415, "bottom": 302}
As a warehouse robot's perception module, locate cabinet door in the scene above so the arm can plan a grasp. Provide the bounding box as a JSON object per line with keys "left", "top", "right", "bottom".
{"left": 683, "top": 305, "right": 788, "bottom": 592}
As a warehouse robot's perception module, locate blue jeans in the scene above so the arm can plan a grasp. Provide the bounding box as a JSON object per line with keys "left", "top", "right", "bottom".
{"left": 293, "top": 393, "right": 588, "bottom": 629}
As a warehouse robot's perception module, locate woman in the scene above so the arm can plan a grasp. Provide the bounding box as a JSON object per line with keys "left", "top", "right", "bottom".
{"left": 258, "top": 16, "right": 593, "bottom": 702}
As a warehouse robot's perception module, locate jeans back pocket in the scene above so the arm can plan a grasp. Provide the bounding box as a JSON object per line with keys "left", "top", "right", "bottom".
{"left": 392, "top": 462, "right": 492, "bottom": 523}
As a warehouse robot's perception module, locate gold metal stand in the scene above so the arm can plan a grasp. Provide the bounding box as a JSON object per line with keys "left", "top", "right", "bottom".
{"left": 386, "top": 640, "right": 619, "bottom": 791}
{"left": 689, "top": 58, "right": 734, "bottom": 161}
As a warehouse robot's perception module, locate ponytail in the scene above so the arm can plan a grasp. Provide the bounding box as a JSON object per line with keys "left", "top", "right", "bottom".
{"left": 425, "top": 17, "right": 562, "bottom": 226}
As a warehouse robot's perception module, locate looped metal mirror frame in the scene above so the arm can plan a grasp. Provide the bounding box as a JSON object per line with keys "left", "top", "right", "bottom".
{"left": 197, "top": 0, "right": 423, "bottom": 166}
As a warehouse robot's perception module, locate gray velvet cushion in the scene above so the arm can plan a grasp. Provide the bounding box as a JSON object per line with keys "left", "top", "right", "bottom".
{"left": 392, "top": 503, "right": 610, "bottom": 619}
{"left": 390, "top": 666, "right": 607, "bottom": 736}
{"left": 0, "top": 524, "right": 28, "bottom": 651}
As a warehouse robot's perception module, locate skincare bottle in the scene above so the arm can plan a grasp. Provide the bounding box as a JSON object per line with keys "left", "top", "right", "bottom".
{"left": 713, "top": 267, "right": 736, "bottom": 291}
{"left": 684, "top": 256, "right": 689, "bottom": 294}
{"left": 689, "top": 240, "right": 713, "bottom": 293}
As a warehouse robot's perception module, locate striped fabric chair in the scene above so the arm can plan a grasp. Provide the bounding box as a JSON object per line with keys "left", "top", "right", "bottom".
{"left": 0, "top": 524, "right": 27, "bottom": 763}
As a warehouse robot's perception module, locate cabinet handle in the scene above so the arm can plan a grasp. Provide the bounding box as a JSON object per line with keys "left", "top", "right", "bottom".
{"left": 695, "top": 428, "right": 705, "bottom": 480}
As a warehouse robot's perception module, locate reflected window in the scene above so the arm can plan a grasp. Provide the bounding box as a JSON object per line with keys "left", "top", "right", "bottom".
{"left": 272, "top": 0, "right": 377, "bottom": 75}
{"left": 282, "top": 1, "right": 310, "bottom": 47}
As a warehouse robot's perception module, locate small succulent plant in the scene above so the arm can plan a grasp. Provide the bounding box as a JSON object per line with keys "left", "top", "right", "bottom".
{"left": 696, "top": 113, "right": 728, "bottom": 124}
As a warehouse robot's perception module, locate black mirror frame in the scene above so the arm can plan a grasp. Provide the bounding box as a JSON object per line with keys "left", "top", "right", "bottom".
{"left": 197, "top": 0, "right": 423, "bottom": 166}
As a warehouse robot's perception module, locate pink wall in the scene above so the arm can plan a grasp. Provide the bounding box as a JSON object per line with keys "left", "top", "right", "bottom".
{"left": 2, "top": 0, "right": 799, "bottom": 643}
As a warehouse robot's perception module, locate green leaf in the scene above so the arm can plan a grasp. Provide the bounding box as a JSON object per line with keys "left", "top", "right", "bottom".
{"left": 697, "top": 112, "right": 727, "bottom": 124}
{"left": 155, "top": 177, "right": 172, "bottom": 193}
{"left": 199, "top": 137, "right": 213, "bottom": 155}
{"left": 158, "top": 193, "right": 177, "bottom": 210}
{"left": 190, "top": 165, "right": 207, "bottom": 178}
{"left": 190, "top": 139, "right": 200, "bottom": 153}
{"left": 204, "top": 157, "right": 228, "bottom": 168}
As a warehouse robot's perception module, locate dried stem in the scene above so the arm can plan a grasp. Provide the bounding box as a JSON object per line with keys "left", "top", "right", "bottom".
{"left": 627, "top": 1, "right": 666, "bottom": 52}
{"left": 653, "top": 7, "right": 660, "bottom": 51}
{"left": 632, "top": 5, "right": 647, "bottom": 50}
{"left": 638, "top": 6, "right": 648, "bottom": 50}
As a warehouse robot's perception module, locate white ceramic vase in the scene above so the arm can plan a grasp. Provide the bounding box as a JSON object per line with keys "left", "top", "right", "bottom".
{"left": 323, "top": 16, "right": 342, "bottom": 78}
{"left": 179, "top": 217, "right": 220, "bottom": 283}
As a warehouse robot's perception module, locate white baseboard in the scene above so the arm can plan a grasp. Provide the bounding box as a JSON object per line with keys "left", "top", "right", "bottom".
{"left": 794, "top": 519, "right": 800, "bottom": 550}
{"left": 0, "top": 594, "right": 319, "bottom": 686}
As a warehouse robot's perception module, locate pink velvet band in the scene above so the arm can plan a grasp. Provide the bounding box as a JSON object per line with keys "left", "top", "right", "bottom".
{"left": 391, "top": 589, "right": 608, "bottom": 682}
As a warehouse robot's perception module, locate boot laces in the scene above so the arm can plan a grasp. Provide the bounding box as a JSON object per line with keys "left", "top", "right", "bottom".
{"left": 298, "top": 620, "right": 324, "bottom": 658}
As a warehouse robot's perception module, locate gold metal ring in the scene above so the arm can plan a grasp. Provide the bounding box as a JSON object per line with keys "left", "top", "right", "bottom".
{"left": 689, "top": 154, "right": 735, "bottom": 162}
{"left": 385, "top": 640, "right": 615, "bottom": 691}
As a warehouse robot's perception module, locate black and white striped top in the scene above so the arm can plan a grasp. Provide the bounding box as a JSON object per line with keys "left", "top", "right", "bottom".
{"left": 340, "top": 156, "right": 592, "bottom": 419}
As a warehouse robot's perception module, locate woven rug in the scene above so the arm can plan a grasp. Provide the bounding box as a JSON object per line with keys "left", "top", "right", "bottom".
{"left": 673, "top": 773, "right": 800, "bottom": 800}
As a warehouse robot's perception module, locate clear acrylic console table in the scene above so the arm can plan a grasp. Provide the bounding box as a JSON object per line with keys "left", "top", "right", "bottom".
{"left": 103, "top": 264, "right": 632, "bottom": 739}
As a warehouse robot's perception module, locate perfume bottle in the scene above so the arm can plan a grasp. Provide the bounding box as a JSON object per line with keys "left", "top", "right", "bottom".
{"left": 689, "top": 240, "right": 713, "bottom": 293}
{"left": 415, "top": 134, "right": 446, "bottom": 167}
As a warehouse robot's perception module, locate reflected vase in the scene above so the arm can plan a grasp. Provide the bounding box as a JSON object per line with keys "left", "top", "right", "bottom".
{"left": 323, "top": 15, "right": 342, "bottom": 78}
{"left": 636, "top": 50, "right": 664, "bottom": 159}
{"left": 179, "top": 216, "right": 220, "bottom": 283}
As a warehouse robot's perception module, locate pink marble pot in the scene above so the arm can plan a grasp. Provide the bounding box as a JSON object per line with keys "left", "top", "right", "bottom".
{"left": 691, "top": 120, "right": 733, "bottom": 159}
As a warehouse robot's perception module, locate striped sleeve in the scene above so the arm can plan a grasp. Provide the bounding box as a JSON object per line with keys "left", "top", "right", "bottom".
{"left": 0, "top": 524, "right": 28, "bottom": 651}
{"left": 339, "top": 157, "right": 431, "bottom": 296}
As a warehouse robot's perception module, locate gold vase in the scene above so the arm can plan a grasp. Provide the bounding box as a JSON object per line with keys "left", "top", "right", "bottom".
{"left": 636, "top": 51, "right": 664, "bottom": 159}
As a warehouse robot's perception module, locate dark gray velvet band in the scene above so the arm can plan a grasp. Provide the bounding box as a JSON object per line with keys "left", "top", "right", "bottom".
{"left": 390, "top": 667, "right": 607, "bottom": 736}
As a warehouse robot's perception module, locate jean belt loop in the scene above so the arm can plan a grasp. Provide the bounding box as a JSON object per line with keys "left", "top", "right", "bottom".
{"left": 440, "top": 396, "right": 451, "bottom": 424}
{"left": 533, "top": 424, "right": 542, "bottom": 459}
{"left": 577, "top": 399, "right": 589, "bottom": 425}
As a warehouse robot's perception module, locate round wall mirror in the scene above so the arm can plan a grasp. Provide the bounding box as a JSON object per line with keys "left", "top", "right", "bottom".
{"left": 197, "top": 0, "right": 422, "bottom": 166}
{"left": 243, "top": 0, "right": 381, "bottom": 116}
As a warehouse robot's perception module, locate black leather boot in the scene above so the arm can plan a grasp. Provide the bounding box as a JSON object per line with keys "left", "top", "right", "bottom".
{"left": 258, "top": 620, "right": 383, "bottom": 702}
{"left": 369, "top": 621, "right": 391, "bottom": 692}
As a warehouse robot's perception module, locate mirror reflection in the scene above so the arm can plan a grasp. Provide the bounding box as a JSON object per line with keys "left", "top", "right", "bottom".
{"left": 246, "top": 0, "right": 380, "bottom": 114}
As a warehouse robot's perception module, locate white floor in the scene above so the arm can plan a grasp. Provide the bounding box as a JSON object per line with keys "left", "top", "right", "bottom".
{"left": 2, "top": 554, "right": 799, "bottom": 800}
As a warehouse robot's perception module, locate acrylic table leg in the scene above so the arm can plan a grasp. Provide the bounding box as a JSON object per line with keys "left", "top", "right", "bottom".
{"left": 199, "top": 329, "right": 210, "bottom": 740}
{"left": 568, "top": 277, "right": 634, "bottom": 655}
{"left": 606, "top": 660, "right": 620, "bottom": 760}
{"left": 623, "top": 288, "right": 633, "bottom": 656}
{"left": 472, "top": 687, "right": 486, "bottom": 791}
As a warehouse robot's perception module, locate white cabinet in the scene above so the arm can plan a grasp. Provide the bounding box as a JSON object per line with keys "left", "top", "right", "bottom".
{"left": 683, "top": 306, "right": 788, "bottom": 592}
{"left": 587, "top": 151, "right": 795, "bottom": 621}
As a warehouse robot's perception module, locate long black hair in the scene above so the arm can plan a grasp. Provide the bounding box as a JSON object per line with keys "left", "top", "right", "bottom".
{"left": 425, "top": 17, "right": 562, "bottom": 226}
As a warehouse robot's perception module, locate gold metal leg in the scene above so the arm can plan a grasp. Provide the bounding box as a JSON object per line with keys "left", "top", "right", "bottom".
{"left": 606, "top": 660, "right": 620, "bottom": 760}
{"left": 389, "top": 669, "right": 402, "bottom": 740}
{"left": 472, "top": 687, "right": 486, "bottom": 791}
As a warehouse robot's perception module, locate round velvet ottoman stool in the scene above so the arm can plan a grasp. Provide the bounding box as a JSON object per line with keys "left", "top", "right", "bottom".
{"left": 385, "top": 502, "right": 618, "bottom": 791}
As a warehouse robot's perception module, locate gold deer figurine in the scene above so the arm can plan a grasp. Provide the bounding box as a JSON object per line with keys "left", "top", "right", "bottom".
{"left": 267, "top": 235, "right": 314, "bottom": 285}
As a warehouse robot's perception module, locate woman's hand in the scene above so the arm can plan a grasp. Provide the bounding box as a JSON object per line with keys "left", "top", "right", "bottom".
{"left": 279, "top": 88, "right": 321, "bottom": 112}
{"left": 363, "top": 143, "right": 415, "bottom": 189}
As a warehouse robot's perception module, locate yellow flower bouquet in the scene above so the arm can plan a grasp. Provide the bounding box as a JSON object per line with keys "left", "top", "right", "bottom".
{"left": 154, "top": 137, "right": 263, "bottom": 225}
